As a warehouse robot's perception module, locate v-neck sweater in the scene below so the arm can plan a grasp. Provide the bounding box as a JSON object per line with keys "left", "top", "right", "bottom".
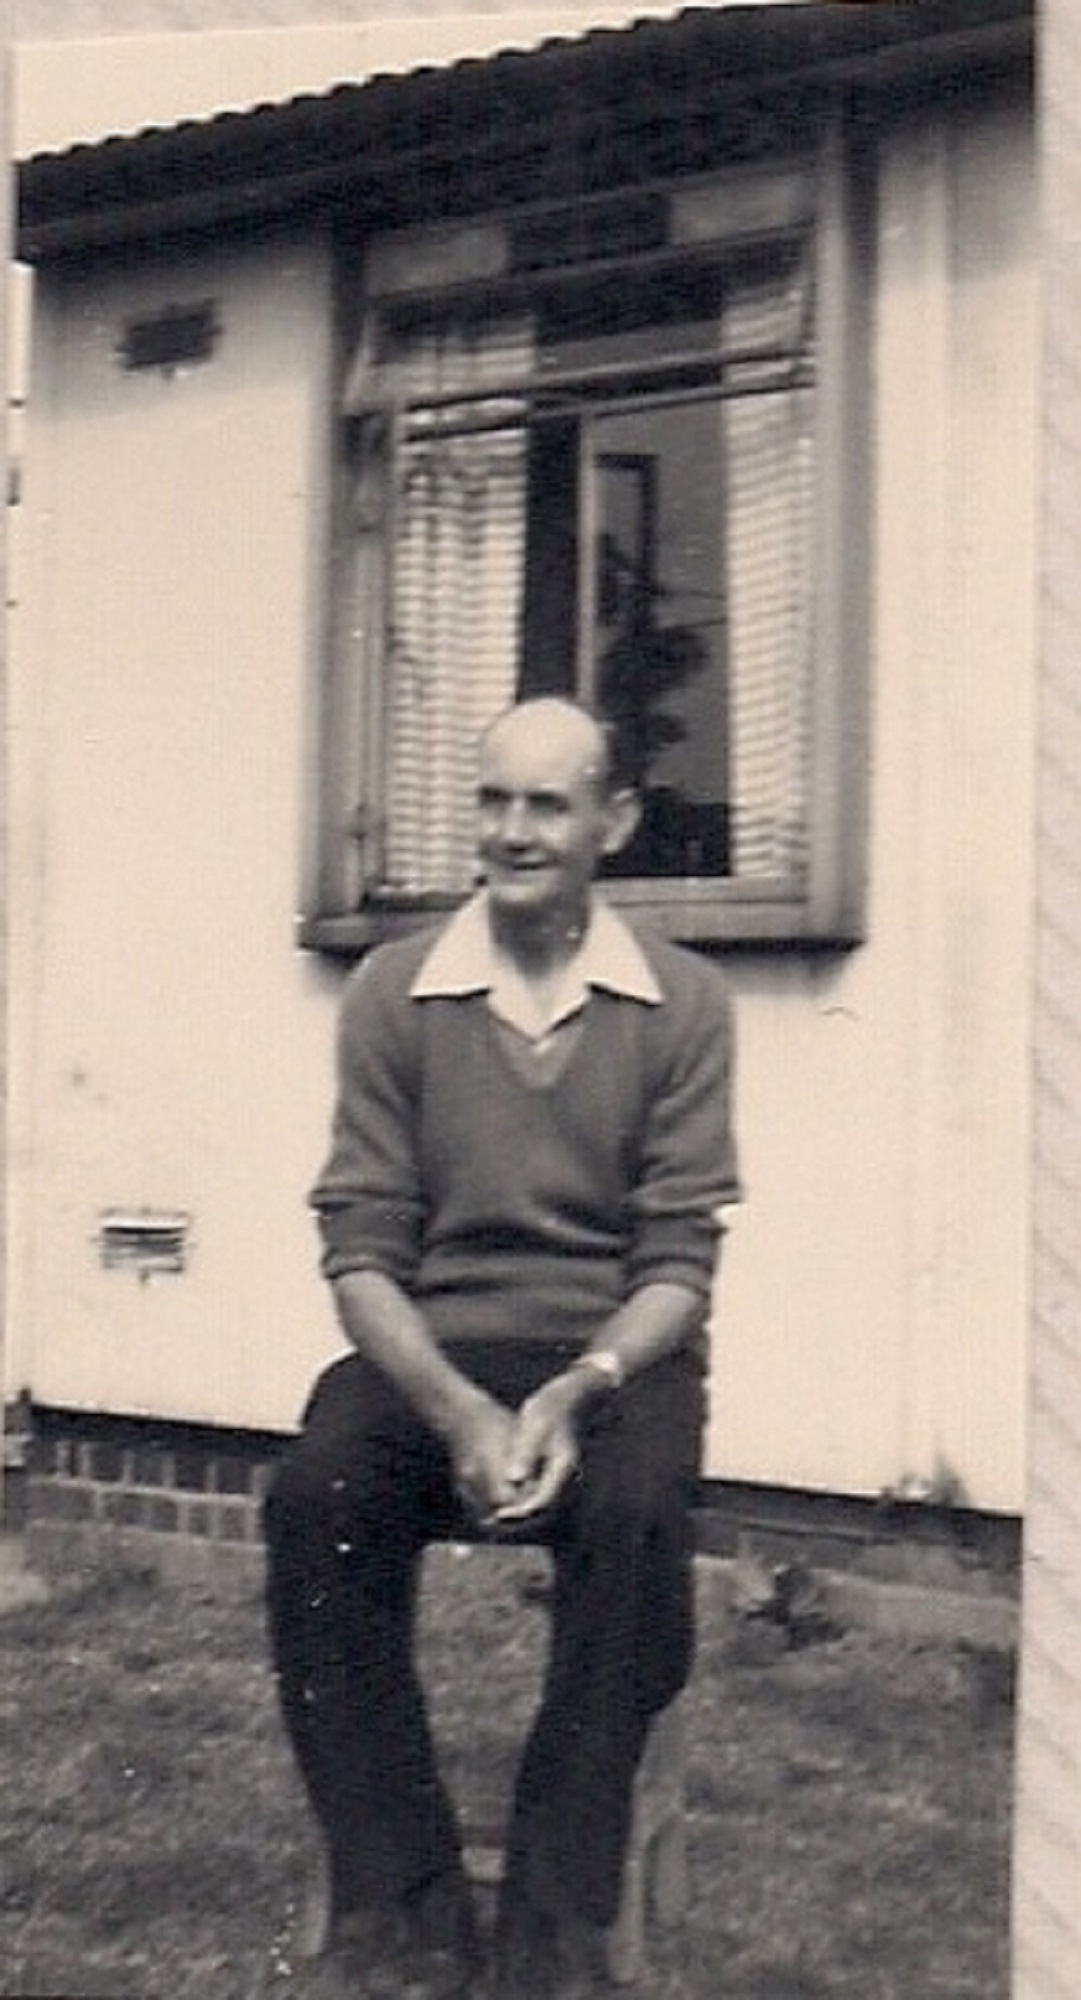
{"left": 312, "top": 922, "right": 740, "bottom": 1352}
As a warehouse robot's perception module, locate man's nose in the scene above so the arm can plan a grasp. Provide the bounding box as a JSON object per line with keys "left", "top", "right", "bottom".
{"left": 497, "top": 797, "right": 534, "bottom": 843}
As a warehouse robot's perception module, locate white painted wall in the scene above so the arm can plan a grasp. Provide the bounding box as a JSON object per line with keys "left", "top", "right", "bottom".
{"left": 714, "top": 95, "right": 1036, "bottom": 1511}
{"left": 6, "top": 90, "right": 1036, "bottom": 1508}
{"left": 8, "top": 228, "right": 346, "bottom": 1432}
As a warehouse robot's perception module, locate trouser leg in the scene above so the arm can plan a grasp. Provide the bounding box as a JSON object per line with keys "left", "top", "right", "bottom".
{"left": 264, "top": 1352, "right": 464, "bottom": 1913}
{"left": 499, "top": 1350, "right": 705, "bottom": 1934}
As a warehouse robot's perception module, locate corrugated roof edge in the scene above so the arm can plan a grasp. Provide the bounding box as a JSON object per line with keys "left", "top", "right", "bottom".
{"left": 18, "top": 0, "right": 1032, "bottom": 169}
{"left": 16, "top": 0, "right": 1034, "bottom": 260}
{"left": 15, "top": 2, "right": 695, "bottom": 167}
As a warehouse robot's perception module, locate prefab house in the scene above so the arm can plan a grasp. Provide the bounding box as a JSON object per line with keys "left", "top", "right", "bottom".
{"left": 7, "top": 0, "right": 1036, "bottom": 1554}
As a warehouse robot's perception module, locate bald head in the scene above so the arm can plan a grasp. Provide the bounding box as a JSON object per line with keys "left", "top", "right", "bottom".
{"left": 480, "top": 698, "right": 613, "bottom": 800}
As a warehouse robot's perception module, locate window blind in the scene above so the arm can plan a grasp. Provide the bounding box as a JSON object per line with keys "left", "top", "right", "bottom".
{"left": 383, "top": 316, "right": 534, "bottom": 894}
{"left": 723, "top": 261, "right": 815, "bottom": 883}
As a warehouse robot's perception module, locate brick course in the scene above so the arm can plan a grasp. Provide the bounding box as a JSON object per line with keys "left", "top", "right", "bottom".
{"left": 13, "top": 1409, "right": 285, "bottom": 1582}
{"left": 8, "top": 1404, "right": 1022, "bottom": 1609}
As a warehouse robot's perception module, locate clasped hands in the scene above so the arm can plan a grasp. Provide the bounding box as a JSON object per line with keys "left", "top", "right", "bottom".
{"left": 448, "top": 1373, "right": 589, "bottom": 1531}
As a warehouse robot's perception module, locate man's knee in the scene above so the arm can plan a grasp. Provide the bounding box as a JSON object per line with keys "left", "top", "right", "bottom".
{"left": 264, "top": 1436, "right": 342, "bottom": 1529}
{"left": 572, "top": 1465, "right": 692, "bottom": 1568}
{"left": 574, "top": 1368, "right": 701, "bottom": 1548}
{"left": 266, "top": 1353, "right": 402, "bottom": 1523}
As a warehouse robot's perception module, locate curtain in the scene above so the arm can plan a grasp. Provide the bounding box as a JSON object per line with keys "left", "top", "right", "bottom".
{"left": 382, "top": 317, "right": 533, "bottom": 896}
{"left": 723, "top": 257, "right": 815, "bottom": 883}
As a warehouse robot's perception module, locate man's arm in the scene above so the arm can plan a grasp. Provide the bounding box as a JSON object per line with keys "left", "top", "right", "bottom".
{"left": 313, "top": 951, "right": 520, "bottom": 1522}
{"left": 331, "top": 1268, "right": 519, "bottom": 1523}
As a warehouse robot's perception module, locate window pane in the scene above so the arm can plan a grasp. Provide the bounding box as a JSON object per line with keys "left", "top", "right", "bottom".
{"left": 536, "top": 245, "right": 801, "bottom": 377}
{"left": 592, "top": 404, "right": 733, "bottom": 877}
{"left": 595, "top": 254, "right": 814, "bottom": 884}
{"left": 591, "top": 384, "right": 814, "bottom": 884}
{"left": 519, "top": 421, "right": 580, "bottom": 698}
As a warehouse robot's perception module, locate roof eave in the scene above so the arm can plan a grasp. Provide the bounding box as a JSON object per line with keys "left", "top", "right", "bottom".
{"left": 17, "top": 6, "right": 1034, "bottom": 263}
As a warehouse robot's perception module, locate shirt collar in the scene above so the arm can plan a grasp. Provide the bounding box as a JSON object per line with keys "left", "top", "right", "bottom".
{"left": 410, "top": 891, "right": 663, "bottom": 1008}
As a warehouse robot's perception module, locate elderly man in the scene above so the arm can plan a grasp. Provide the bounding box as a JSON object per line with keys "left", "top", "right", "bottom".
{"left": 265, "top": 697, "right": 739, "bottom": 1999}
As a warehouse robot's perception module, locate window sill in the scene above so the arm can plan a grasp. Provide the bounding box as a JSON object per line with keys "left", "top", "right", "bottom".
{"left": 297, "top": 882, "right": 864, "bottom": 957}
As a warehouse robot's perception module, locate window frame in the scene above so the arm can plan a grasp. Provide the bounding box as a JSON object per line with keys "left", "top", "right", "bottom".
{"left": 301, "top": 121, "right": 872, "bottom": 955}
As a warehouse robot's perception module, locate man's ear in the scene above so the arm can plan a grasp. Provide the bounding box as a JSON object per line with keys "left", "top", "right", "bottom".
{"left": 600, "top": 787, "right": 642, "bottom": 858}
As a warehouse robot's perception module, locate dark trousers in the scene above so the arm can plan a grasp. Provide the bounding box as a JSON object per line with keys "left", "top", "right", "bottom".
{"left": 263, "top": 1341, "right": 704, "bottom": 1931}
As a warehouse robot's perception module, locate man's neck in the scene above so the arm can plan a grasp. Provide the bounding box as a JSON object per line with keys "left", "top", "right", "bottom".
{"left": 487, "top": 897, "right": 592, "bottom": 983}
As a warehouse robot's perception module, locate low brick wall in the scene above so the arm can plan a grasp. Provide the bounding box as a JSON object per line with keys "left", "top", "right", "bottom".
{"left": 7, "top": 1404, "right": 1022, "bottom": 1621}
{"left": 15, "top": 1412, "right": 287, "bottom": 1590}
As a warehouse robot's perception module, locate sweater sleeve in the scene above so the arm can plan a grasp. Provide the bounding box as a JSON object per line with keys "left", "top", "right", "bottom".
{"left": 309, "top": 948, "right": 426, "bottom": 1287}
{"left": 625, "top": 958, "right": 741, "bottom": 1298}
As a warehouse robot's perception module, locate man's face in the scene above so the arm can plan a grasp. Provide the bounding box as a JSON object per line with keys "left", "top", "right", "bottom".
{"left": 476, "top": 706, "right": 629, "bottom": 928}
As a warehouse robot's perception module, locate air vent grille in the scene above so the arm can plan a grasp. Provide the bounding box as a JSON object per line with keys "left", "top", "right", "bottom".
{"left": 118, "top": 301, "right": 220, "bottom": 374}
{"left": 98, "top": 1210, "right": 191, "bottom": 1277}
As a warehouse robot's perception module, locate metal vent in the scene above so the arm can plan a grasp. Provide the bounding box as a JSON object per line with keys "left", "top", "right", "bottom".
{"left": 97, "top": 1209, "right": 191, "bottom": 1277}
{"left": 118, "top": 301, "right": 220, "bottom": 375}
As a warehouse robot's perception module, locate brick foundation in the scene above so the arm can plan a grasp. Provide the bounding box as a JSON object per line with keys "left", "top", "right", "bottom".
{"left": 11, "top": 1407, "right": 288, "bottom": 1591}
{"left": 6, "top": 1403, "right": 1023, "bottom": 1608}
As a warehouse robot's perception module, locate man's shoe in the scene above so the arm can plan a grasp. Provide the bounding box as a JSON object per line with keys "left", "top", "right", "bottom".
{"left": 400, "top": 1870, "right": 485, "bottom": 1999}
{"left": 490, "top": 1896, "right": 606, "bottom": 2000}
{"left": 329, "top": 1901, "right": 413, "bottom": 1995}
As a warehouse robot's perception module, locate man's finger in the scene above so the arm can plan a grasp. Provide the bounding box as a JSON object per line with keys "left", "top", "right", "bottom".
{"left": 494, "top": 1456, "right": 573, "bottom": 1522}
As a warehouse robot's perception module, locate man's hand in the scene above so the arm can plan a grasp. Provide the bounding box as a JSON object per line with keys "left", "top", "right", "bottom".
{"left": 330, "top": 1270, "right": 524, "bottom": 1525}
{"left": 443, "top": 1390, "right": 520, "bottom": 1525}
{"left": 489, "top": 1373, "right": 593, "bottom": 1526}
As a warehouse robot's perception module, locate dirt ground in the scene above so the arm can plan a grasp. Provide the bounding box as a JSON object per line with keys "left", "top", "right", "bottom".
{"left": 0, "top": 1549, "right": 1014, "bottom": 1998}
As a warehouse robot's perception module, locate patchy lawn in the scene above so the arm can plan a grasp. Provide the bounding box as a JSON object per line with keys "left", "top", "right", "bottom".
{"left": 0, "top": 1550, "right": 1013, "bottom": 1998}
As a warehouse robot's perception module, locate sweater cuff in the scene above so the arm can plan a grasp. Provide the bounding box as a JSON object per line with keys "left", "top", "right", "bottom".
{"left": 627, "top": 1216, "right": 721, "bottom": 1297}
{"left": 629, "top": 1260, "right": 713, "bottom": 1300}
{"left": 315, "top": 1200, "right": 420, "bottom": 1288}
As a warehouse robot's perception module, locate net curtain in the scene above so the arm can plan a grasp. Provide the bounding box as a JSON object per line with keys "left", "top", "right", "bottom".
{"left": 383, "top": 317, "right": 534, "bottom": 895}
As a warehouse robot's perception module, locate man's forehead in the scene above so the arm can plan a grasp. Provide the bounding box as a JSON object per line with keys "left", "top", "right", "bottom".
{"left": 479, "top": 703, "right": 606, "bottom": 787}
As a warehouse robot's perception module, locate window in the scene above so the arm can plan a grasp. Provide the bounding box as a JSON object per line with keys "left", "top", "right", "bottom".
{"left": 307, "top": 133, "right": 870, "bottom": 949}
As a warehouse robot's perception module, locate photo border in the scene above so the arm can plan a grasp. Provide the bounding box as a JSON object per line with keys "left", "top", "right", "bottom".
{"left": 4, "top": 4, "right": 1079, "bottom": 1991}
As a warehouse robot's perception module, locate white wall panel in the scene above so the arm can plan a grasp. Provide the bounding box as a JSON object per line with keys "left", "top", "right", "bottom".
{"left": 9, "top": 229, "right": 348, "bottom": 1431}
{"left": 709, "top": 95, "right": 1036, "bottom": 1509}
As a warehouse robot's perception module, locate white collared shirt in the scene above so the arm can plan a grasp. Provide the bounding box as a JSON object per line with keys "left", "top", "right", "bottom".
{"left": 410, "top": 891, "right": 663, "bottom": 1045}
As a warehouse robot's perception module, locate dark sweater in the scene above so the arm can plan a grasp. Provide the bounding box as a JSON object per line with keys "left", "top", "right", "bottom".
{"left": 311, "top": 922, "right": 740, "bottom": 1351}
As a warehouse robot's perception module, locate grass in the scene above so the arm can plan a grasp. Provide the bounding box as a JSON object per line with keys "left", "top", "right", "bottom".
{"left": 0, "top": 1549, "right": 1013, "bottom": 1998}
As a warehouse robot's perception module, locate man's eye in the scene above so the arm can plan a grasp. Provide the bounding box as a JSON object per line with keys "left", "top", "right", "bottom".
{"left": 476, "top": 790, "right": 567, "bottom": 820}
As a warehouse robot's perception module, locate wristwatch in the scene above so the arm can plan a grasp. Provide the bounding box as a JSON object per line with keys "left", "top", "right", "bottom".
{"left": 570, "top": 1348, "right": 625, "bottom": 1393}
